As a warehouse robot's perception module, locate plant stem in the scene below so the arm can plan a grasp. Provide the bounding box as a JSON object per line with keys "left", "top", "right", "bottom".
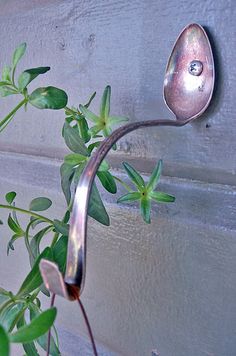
{"left": 24, "top": 220, "right": 36, "bottom": 262}
{"left": 0, "top": 204, "right": 53, "bottom": 225}
{"left": 12, "top": 67, "right": 16, "bottom": 87}
{"left": 77, "top": 298, "right": 98, "bottom": 356}
{"left": 46, "top": 293, "right": 56, "bottom": 356}
{"left": 65, "top": 106, "right": 76, "bottom": 115}
{"left": 0, "top": 98, "right": 27, "bottom": 132}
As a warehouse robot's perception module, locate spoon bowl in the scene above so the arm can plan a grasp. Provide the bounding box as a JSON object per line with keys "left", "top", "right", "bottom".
{"left": 164, "top": 23, "right": 215, "bottom": 122}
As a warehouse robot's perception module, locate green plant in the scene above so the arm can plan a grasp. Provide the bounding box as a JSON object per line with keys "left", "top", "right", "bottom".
{"left": 0, "top": 43, "right": 175, "bottom": 355}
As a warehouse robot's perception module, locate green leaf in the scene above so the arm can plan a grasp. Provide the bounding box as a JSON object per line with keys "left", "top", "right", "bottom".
{"left": 100, "top": 85, "right": 110, "bottom": 119}
{"left": 52, "top": 235, "right": 68, "bottom": 274}
{"left": 2, "top": 65, "right": 11, "bottom": 82}
{"left": 63, "top": 122, "right": 89, "bottom": 156}
{"left": 10, "top": 307, "right": 57, "bottom": 343}
{"left": 64, "top": 153, "right": 87, "bottom": 166}
{"left": 29, "top": 86, "right": 68, "bottom": 110}
{"left": 0, "top": 81, "right": 10, "bottom": 86}
{"left": 12, "top": 43, "right": 26, "bottom": 69}
{"left": 40, "top": 284, "right": 50, "bottom": 298}
{"left": 0, "top": 86, "right": 18, "bottom": 97}
{"left": 63, "top": 210, "right": 70, "bottom": 224}
{"left": 17, "top": 247, "right": 53, "bottom": 297}
{"left": 123, "top": 162, "right": 145, "bottom": 189}
{"left": 29, "top": 197, "right": 52, "bottom": 211}
{"left": 60, "top": 163, "right": 75, "bottom": 205}
{"left": 102, "top": 124, "right": 112, "bottom": 137}
{"left": 88, "top": 141, "right": 101, "bottom": 154}
{"left": 17, "top": 315, "right": 40, "bottom": 356}
{"left": 22, "top": 340, "right": 40, "bottom": 356}
{"left": 150, "top": 191, "right": 175, "bottom": 203}
{"left": 108, "top": 115, "right": 129, "bottom": 126}
{"left": 79, "top": 105, "right": 99, "bottom": 123}
{"left": 70, "top": 164, "right": 110, "bottom": 225}
{"left": 7, "top": 234, "right": 22, "bottom": 255}
{"left": 89, "top": 124, "right": 103, "bottom": 137}
{"left": 147, "top": 160, "right": 163, "bottom": 191}
{"left": 117, "top": 192, "right": 141, "bottom": 203}
{"left": 97, "top": 171, "right": 117, "bottom": 194}
{"left": 77, "top": 117, "right": 91, "bottom": 143}
{"left": 18, "top": 67, "right": 50, "bottom": 91}
{"left": 98, "top": 159, "right": 110, "bottom": 172}
{"left": 5, "top": 191, "right": 16, "bottom": 205}
{"left": 23, "top": 342, "right": 39, "bottom": 356}
{"left": 84, "top": 91, "right": 96, "bottom": 108}
{"left": 30, "top": 226, "right": 53, "bottom": 267}
{"left": 140, "top": 198, "right": 151, "bottom": 224}
{"left": 88, "top": 182, "right": 110, "bottom": 226}
{"left": 0, "top": 325, "right": 10, "bottom": 356}
{"left": 7, "top": 215, "right": 23, "bottom": 235}
{"left": 0, "top": 302, "right": 24, "bottom": 332}
{"left": 29, "top": 304, "right": 60, "bottom": 356}
{"left": 0, "top": 288, "right": 9, "bottom": 305}
{"left": 53, "top": 220, "right": 69, "bottom": 236}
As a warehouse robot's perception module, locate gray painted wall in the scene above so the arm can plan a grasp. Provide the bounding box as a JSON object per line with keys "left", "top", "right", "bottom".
{"left": 0, "top": 1, "right": 235, "bottom": 355}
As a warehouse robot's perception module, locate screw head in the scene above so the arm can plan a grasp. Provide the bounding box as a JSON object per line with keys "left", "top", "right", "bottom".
{"left": 188, "top": 60, "right": 203, "bottom": 76}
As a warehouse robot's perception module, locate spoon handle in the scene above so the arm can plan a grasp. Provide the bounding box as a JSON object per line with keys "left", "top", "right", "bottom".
{"left": 65, "top": 118, "right": 188, "bottom": 294}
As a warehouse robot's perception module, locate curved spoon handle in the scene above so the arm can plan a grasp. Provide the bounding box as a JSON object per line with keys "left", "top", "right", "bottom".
{"left": 65, "top": 118, "right": 188, "bottom": 295}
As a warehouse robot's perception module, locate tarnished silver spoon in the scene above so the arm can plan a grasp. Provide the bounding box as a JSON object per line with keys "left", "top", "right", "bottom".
{"left": 40, "top": 23, "right": 215, "bottom": 300}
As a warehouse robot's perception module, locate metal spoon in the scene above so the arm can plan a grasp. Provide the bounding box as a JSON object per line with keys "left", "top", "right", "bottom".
{"left": 40, "top": 23, "right": 215, "bottom": 300}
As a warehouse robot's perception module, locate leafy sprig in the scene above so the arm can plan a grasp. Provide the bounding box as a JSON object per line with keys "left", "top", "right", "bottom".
{"left": 0, "top": 43, "right": 177, "bottom": 356}
{"left": 79, "top": 85, "right": 128, "bottom": 139}
{"left": 118, "top": 160, "right": 175, "bottom": 223}
{"left": 0, "top": 43, "right": 68, "bottom": 132}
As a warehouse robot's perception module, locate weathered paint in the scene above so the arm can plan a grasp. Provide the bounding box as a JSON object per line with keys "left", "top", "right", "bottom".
{"left": 0, "top": 153, "right": 235, "bottom": 355}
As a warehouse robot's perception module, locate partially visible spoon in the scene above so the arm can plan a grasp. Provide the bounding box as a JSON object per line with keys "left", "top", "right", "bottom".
{"left": 40, "top": 23, "right": 215, "bottom": 300}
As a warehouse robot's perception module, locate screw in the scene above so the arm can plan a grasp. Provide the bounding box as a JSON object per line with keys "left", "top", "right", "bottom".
{"left": 188, "top": 60, "right": 203, "bottom": 76}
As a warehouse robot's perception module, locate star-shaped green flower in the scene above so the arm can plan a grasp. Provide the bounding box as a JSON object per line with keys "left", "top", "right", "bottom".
{"left": 79, "top": 85, "right": 128, "bottom": 138}
{"left": 118, "top": 160, "right": 175, "bottom": 224}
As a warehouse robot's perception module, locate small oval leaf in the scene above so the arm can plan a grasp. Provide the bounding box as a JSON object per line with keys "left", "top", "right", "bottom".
{"left": 29, "top": 197, "right": 52, "bottom": 212}
{"left": 63, "top": 122, "right": 89, "bottom": 156}
{"left": 5, "top": 191, "right": 16, "bottom": 205}
{"left": 29, "top": 86, "right": 68, "bottom": 110}
{"left": 12, "top": 43, "right": 26, "bottom": 69}
{"left": 64, "top": 153, "right": 87, "bottom": 166}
